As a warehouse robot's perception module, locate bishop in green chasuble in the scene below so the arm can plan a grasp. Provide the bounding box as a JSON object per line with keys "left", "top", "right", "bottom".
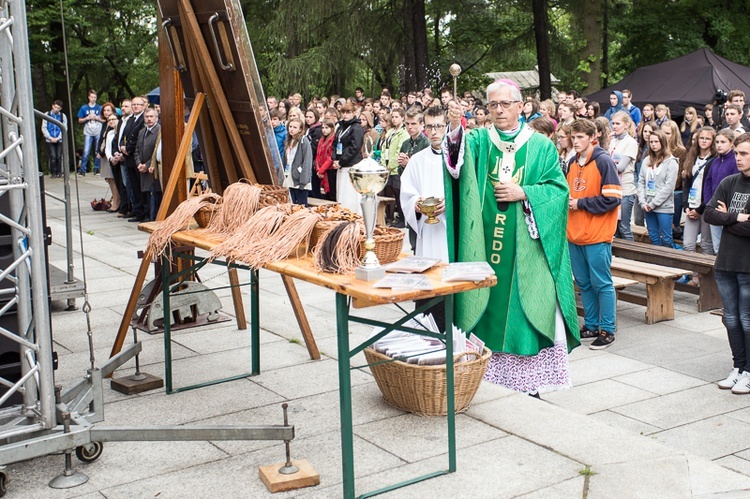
{"left": 443, "top": 82, "right": 580, "bottom": 394}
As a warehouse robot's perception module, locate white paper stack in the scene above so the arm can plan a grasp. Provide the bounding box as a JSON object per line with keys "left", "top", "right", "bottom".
{"left": 368, "top": 315, "right": 483, "bottom": 366}
{"left": 442, "top": 262, "right": 495, "bottom": 282}
{"left": 384, "top": 256, "right": 442, "bottom": 274}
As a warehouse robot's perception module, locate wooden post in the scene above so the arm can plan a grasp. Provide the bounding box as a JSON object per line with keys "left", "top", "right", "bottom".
{"left": 109, "top": 94, "right": 206, "bottom": 359}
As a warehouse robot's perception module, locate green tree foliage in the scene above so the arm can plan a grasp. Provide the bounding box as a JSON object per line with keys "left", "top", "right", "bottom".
{"left": 27, "top": 0, "right": 158, "bottom": 114}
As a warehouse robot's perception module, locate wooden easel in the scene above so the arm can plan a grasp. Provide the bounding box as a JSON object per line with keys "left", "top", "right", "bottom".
{"left": 110, "top": 0, "right": 320, "bottom": 363}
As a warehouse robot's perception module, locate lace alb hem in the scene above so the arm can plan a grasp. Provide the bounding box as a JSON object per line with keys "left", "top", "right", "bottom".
{"left": 483, "top": 341, "right": 571, "bottom": 394}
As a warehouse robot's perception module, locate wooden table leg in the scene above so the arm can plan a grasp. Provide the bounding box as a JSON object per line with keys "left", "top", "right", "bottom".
{"left": 228, "top": 267, "right": 247, "bottom": 330}
{"left": 281, "top": 275, "right": 321, "bottom": 360}
{"left": 645, "top": 278, "right": 675, "bottom": 324}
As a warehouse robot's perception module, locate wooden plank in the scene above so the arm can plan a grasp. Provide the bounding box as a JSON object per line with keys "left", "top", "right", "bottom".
{"left": 611, "top": 256, "right": 688, "bottom": 279}
{"left": 182, "top": 4, "right": 238, "bottom": 186}
{"left": 227, "top": 267, "right": 247, "bottom": 330}
{"left": 281, "top": 275, "right": 320, "bottom": 360}
{"left": 110, "top": 94, "right": 206, "bottom": 359}
{"left": 612, "top": 239, "right": 715, "bottom": 271}
{"left": 178, "top": 0, "right": 257, "bottom": 182}
{"left": 644, "top": 278, "right": 675, "bottom": 324}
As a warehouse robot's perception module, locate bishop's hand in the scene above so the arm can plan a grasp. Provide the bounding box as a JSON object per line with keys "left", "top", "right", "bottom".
{"left": 494, "top": 181, "right": 526, "bottom": 203}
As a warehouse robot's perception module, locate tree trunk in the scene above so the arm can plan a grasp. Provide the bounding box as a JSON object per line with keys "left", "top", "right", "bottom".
{"left": 532, "top": 0, "right": 552, "bottom": 100}
{"left": 411, "top": 0, "right": 429, "bottom": 90}
{"left": 581, "top": 0, "right": 602, "bottom": 92}
{"left": 601, "top": 0, "right": 609, "bottom": 87}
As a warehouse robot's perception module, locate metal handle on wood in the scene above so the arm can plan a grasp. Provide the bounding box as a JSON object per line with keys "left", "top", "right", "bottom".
{"left": 208, "top": 13, "right": 234, "bottom": 71}
{"left": 162, "top": 19, "right": 186, "bottom": 72}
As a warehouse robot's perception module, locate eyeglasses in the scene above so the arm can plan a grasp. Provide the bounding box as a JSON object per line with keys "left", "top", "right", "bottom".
{"left": 487, "top": 100, "right": 520, "bottom": 111}
{"left": 424, "top": 124, "right": 446, "bottom": 131}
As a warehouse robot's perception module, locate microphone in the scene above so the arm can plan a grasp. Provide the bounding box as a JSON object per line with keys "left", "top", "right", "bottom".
{"left": 497, "top": 201, "right": 508, "bottom": 211}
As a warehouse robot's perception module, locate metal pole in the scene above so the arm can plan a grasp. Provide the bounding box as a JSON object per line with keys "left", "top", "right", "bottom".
{"left": 250, "top": 268, "right": 259, "bottom": 375}
{"left": 336, "top": 293, "right": 355, "bottom": 499}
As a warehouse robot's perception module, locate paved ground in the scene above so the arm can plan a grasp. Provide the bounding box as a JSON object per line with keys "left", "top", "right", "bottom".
{"left": 4, "top": 174, "right": 750, "bottom": 498}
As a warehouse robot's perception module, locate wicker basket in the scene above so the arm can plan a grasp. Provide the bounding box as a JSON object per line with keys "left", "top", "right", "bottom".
{"left": 194, "top": 203, "right": 221, "bottom": 228}
{"left": 364, "top": 347, "right": 491, "bottom": 416}
{"left": 311, "top": 222, "right": 404, "bottom": 265}
{"left": 258, "top": 184, "right": 290, "bottom": 207}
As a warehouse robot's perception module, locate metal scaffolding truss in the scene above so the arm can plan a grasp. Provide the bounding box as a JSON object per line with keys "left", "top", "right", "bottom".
{"left": 0, "top": 2, "right": 298, "bottom": 495}
{"left": 0, "top": 0, "right": 56, "bottom": 437}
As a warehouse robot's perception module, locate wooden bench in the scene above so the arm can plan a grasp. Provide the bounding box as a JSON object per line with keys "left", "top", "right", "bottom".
{"left": 612, "top": 239, "right": 720, "bottom": 312}
{"left": 610, "top": 256, "right": 690, "bottom": 324}
{"left": 575, "top": 276, "right": 639, "bottom": 317}
{"left": 631, "top": 225, "right": 650, "bottom": 243}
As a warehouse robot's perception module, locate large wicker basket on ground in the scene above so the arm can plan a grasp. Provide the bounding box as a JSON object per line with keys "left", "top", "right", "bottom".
{"left": 363, "top": 347, "right": 491, "bottom": 416}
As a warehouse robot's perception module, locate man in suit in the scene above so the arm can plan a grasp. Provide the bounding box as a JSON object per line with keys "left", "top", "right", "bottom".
{"left": 120, "top": 96, "right": 146, "bottom": 222}
{"left": 113, "top": 99, "right": 132, "bottom": 217}
{"left": 135, "top": 108, "right": 162, "bottom": 221}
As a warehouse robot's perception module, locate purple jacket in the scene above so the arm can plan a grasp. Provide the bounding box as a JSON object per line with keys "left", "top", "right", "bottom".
{"left": 703, "top": 150, "right": 737, "bottom": 204}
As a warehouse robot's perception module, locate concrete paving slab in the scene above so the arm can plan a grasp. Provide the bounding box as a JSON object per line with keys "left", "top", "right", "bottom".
{"left": 515, "top": 476, "right": 586, "bottom": 498}
{"left": 614, "top": 367, "right": 707, "bottom": 395}
{"left": 663, "top": 351, "right": 734, "bottom": 383}
{"left": 469, "top": 394, "right": 682, "bottom": 465}
{"left": 687, "top": 454, "right": 750, "bottom": 495}
{"left": 613, "top": 330, "right": 729, "bottom": 365}
{"left": 199, "top": 382, "right": 402, "bottom": 456}
{"left": 100, "top": 431, "right": 405, "bottom": 499}
{"left": 332, "top": 436, "right": 583, "bottom": 499}
{"left": 589, "top": 410, "right": 661, "bottom": 436}
{"left": 250, "top": 356, "right": 373, "bottom": 400}
{"left": 355, "top": 412, "right": 505, "bottom": 463}
{"left": 612, "top": 384, "right": 750, "bottom": 430}
{"left": 102, "top": 378, "right": 282, "bottom": 426}
{"left": 714, "top": 455, "right": 750, "bottom": 477}
{"left": 652, "top": 416, "right": 750, "bottom": 460}
{"left": 543, "top": 379, "right": 657, "bottom": 414}
{"left": 567, "top": 352, "right": 652, "bottom": 386}
{"left": 587, "top": 455, "right": 691, "bottom": 498}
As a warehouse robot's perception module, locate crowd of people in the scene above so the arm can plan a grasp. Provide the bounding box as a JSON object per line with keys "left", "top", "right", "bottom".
{"left": 42, "top": 90, "right": 166, "bottom": 223}
{"left": 264, "top": 82, "right": 749, "bottom": 396}
{"left": 40, "top": 80, "right": 750, "bottom": 397}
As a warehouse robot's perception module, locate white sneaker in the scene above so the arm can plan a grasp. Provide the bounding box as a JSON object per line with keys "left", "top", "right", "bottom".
{"left": 731, "top": 372, "right": 750, "bottom": 395}
{"left": 718, "top": 368, "right": 740, "bottom": 389}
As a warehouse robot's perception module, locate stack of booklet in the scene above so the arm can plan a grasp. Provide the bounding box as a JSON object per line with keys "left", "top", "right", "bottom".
{"left": 369, "top": 314, "right": 485, "bottom": 366}
{"left": 383, "top": 256, "right": 442, "bottom": 274}
{"left": 442, "top": 262, "right": 495, "bottom": 282}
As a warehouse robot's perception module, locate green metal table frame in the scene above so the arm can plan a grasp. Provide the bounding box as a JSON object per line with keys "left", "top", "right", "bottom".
{"left": 160, "top": 251, "right": 461, "bottom": 497}
{"left": 160, "top": 253, "right": 260, "bottom": 394}
{"left": 336, "top": 293, "right": 456, "bottom": 499}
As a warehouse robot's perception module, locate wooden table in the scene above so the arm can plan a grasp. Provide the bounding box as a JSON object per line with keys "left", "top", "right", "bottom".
{"left": 140, "top": 223, "right": 496, "bottom": 498}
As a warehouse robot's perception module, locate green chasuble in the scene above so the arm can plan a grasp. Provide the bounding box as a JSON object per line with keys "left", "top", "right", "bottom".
{"left": 443, "top": 125, "right": 580, "bottom": 356}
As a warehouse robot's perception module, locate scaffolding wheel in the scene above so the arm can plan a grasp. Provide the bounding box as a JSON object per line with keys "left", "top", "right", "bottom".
{"left": 0, "top": 470, "right": 7, "bottom": 497}
{"left": 75, "top": 442, "right": 103, "bottom": 463}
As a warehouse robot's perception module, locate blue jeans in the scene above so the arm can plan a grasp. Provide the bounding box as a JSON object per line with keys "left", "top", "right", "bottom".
{"left": 715, "top": 271, "right": 750, "bottom": 371}
{"left": 79, "top": 134, "right": 100, "bottom": 174}
{"left": 569, "top": 242, "right": 616, "bottom": 334}
{"left": 710, "top": 224, "right": 723, "bottom": 254}
{"left": 616, "top": 194, "right": 635, "bottom": 240}
{"left": 644, "top": 211, "right": 674, "bottom": 247}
